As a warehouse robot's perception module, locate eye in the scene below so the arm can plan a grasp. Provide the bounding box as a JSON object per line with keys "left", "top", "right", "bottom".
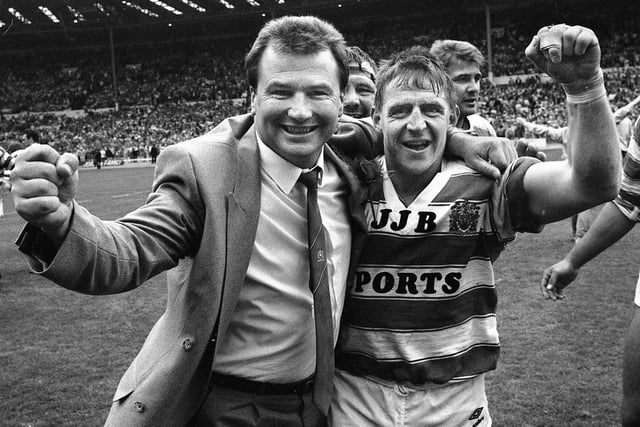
{"left": 356, "top": 85, "right": 375, "bottom": 95}
{"left": 271, "top": 89, "right": 291, "bottom": 98}
{"left": 422, "top": 105, "right": 445, "bottom": 117}
{"left": 309, "top": 89, "right": 331, "bottom": 98}
{"left": 388, "top": 105, "right": 411, "bottom": 118}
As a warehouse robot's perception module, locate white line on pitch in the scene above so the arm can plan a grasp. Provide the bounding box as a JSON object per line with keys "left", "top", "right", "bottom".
{"left": 112, "top": 191, "right": 148, "bottom": 199}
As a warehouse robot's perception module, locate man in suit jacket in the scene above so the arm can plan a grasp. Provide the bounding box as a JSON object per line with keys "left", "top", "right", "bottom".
{"left": 11, "top": 16, "right": 518, "bottom": 427}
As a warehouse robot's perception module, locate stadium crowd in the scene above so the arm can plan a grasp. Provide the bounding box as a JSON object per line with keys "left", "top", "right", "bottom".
{"left": 5, "top": 3, "right": 640, "bottom": 424}
{"left": 2, "top": 4, "right": 640, "bottom": 159}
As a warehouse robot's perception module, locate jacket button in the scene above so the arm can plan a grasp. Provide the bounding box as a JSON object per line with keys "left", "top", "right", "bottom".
{"left": 182, "top": 338, "right": 193, "bottom": 351}
{"left": 134, "top": 401, "right": 145, "bottom": 413}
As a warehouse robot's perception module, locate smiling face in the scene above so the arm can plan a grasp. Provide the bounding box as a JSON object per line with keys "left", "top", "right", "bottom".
{"left": 374, "top": 81, "right": 452, "bottom": 180}
{"left": 343, "top": 66, "right": 376, "bottom": 119}
{"left": 447, "top": 58, "right": 482, "bottom": 119}
{"left": 251, "top": 44, "right": 343, "bottom": 169}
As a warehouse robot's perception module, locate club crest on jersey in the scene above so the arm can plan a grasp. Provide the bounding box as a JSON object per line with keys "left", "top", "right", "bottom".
{"left": 449, "top": 200, "right": 480, "bottom": 233}
{"left": 316, "top": 249, "right": 325, "bottom": 263}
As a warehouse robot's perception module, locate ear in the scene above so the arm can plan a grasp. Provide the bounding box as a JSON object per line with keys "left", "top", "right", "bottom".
{"left": 338, "top": 91, "right": 344, "bottom": 118}
{"left": 372, "top": 106, "right": 382, "bottom": 131}
{"left": 450, "top": 105, "right": 460, "bottom": 126}
{"left": 249, "top": 87, "right": 257, "bottom": 115}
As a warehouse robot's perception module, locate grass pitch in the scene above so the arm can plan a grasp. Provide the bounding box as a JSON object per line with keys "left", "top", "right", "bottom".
{"left": 1, "top": 164, "right": 638, "bottom": 426}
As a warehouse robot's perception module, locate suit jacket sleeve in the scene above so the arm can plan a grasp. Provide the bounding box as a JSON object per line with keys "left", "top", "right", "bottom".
{"left": 16, "top": 144, "right": 205, "bottom": 295}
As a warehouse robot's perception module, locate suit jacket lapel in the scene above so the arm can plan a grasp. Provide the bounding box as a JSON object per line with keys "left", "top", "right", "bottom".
{"left": 325, "top": 146, "right": 368, "bottom": 233}
{"left": 219, "top": 120, "right": 261, "bottom": 338}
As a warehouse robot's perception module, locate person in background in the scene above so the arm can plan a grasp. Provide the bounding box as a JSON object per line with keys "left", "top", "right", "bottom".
{"left": 331, "top": 24, "right": 620, "bottom": 426}
{"left": 331, "top": 46, "right": 384, "bottom": 159}
{"left": 150, "top": 144, "right": 159, "bottom": 164}
{"left": 343, "top": 46, "right": 377, "bottom": 121}
{"left": 541, "top": 113, "right": 640, "bottom": 427}
{"left": 0, "top": 141, "right": 25, "bottom": 280}
{"left": 612, "top": 94, "right": 640, "bottom": 159}
{"left": 516, "top": 115, "right": 568, "bottom": 151}
{"left": 93, "top": 147, "right": 102, "bottom": 169}
{"left": 429, "top": 39, "right": 497, "bottom": 136}
{"left": 515, "top": 112, "right": 575, "bottom": 238}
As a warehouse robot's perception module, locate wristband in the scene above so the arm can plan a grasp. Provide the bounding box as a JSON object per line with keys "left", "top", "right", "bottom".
{"left": 561, "top": 69, "right": 606, "bottom": 104}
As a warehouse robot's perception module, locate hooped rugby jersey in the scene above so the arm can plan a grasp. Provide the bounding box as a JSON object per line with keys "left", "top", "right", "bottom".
{"left": 335, "top": 156, "right": 542, "bottom": 385}
{"left": 613, "top": 132, "right": 640, "bottom": 307}
{"left": 615, "top": 133, "right": 640, "bottom": 221}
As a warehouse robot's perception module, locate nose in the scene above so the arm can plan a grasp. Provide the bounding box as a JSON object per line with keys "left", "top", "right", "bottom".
{"left": 288, "top": 93, "right": 313, "bottom": 121}
{"left": 466, "top": 80, "right": 480, "bottom": 94}
{"left": 406, "top": 108, "right": 426, "bottom": 133}
{"left": 344, "top": 86, "right": 359, "bottom": 109}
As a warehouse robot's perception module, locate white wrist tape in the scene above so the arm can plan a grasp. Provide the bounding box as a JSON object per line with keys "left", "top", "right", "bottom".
{"left": 561, "top": 69, "right": 606, "bottom": 104}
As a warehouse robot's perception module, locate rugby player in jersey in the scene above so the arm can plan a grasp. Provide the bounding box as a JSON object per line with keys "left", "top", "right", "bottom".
{"left": 540, "top": 114, "right": 640, "bottom": 426}
{"left": 330, "top": 24, "right": 621, "bottom": 426}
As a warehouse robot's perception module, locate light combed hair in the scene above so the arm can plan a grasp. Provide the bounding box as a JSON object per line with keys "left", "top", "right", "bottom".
{"left": 429, "top": 39, "right": 486, "bottom": 69}
{"left": 374, "top": 45, "right": 456, "bottom": 113}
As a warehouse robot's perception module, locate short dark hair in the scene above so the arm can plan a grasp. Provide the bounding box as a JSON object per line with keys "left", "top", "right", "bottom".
{"left": 429, "top": 39, "right": 486, "bottom": 69}
{"left": 245, "top": 15, "right": 349, "bottom": 91}
{"left": 374, "top": 45, "right": 456, "bottom": 113}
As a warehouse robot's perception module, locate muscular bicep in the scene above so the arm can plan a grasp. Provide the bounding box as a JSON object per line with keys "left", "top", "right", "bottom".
{"left": 522, "top": 159, "right": 600, "bottom": 224}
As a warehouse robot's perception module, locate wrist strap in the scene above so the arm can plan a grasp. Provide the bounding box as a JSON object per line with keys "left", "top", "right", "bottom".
{"left": 561, "top": 69, "right": 606, "bottom": 104}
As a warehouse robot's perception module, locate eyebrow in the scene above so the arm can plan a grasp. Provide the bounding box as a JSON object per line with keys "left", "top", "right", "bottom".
{"left": 265, "top": 80, "right": 335, "bottom": 92}
{"left": 452, "top": 71, "right": 482, "bottom": 78}
{"left": 388, "top": 99, "right": 446, "bottom": 112}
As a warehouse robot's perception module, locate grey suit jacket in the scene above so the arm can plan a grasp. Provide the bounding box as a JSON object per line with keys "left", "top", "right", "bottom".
{"left": 17, "top": 113, "right": 368, "bottom": 426}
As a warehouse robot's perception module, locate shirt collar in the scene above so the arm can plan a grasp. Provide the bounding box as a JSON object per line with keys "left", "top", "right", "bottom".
{"left": 257, "top": 134, "right": 325, "bottom": 194}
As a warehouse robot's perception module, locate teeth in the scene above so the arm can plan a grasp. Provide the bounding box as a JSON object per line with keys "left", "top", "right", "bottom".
{"left": 283, "top": 126, "right": 314, "bottom": 134}
{"left": 403, "top": 141, "right": 429, "bottom": 150}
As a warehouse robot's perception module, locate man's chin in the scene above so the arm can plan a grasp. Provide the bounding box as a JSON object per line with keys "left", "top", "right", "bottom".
{"left": 462, "top": 105, "right": 477, "bottom": 116}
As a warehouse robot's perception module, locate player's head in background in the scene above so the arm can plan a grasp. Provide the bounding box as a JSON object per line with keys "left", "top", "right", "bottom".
{"left": 429, "top": 39, "right": 485, "bottom": 123}
{"left": 343, "top": 46, "right": 377, "bottom": 119}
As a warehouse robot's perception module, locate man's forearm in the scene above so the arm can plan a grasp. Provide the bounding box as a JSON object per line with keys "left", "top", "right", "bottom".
{"left": 566, "top": 79, "right": 621, "bottom": 199}
{"left": 565, "top": 202, "right": 635, "bottom": 269}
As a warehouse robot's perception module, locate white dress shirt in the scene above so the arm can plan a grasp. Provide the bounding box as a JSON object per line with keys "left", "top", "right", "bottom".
{"left": 212, "top": 136, "right": 352, "bottom": 382}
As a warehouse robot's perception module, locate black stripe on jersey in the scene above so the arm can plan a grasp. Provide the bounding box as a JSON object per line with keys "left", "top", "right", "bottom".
{"left": 336, "top": 343, "right": 499, "bottom": 385}
{"left": 623, "top": 156, "right": 640, "bottom": 179}
{"left": 620, "top": 188, "right": 640, "bottom": 208}
{"left": 341, "top": 286, "right": 497, "bottom": 329}
{"left": 359, "top": 232, "right": 503, "bottom": 265}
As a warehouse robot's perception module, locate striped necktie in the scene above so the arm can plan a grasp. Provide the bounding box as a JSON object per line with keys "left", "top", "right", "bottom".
{"left": 299, "top": 167, "right": 334, "bottom": 415}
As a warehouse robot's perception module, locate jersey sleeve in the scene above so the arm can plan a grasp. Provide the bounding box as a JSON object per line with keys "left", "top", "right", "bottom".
{"left": 614, "top": 134, "right": 640, "bottom": 222}
{"left": 490, "top": 157, "right": 544, "bottom": 242}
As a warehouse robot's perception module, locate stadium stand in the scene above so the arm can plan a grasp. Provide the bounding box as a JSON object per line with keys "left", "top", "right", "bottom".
{"left": 2, "top": 0, "right": 640, "bottom": 159}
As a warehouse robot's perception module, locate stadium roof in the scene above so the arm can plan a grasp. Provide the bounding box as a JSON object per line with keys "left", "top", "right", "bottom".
{"left": 0, "top": 0, "right": 373, "bottom": 32}
{"left": 0, "top": 0, "right": 592, "bottom": 52}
